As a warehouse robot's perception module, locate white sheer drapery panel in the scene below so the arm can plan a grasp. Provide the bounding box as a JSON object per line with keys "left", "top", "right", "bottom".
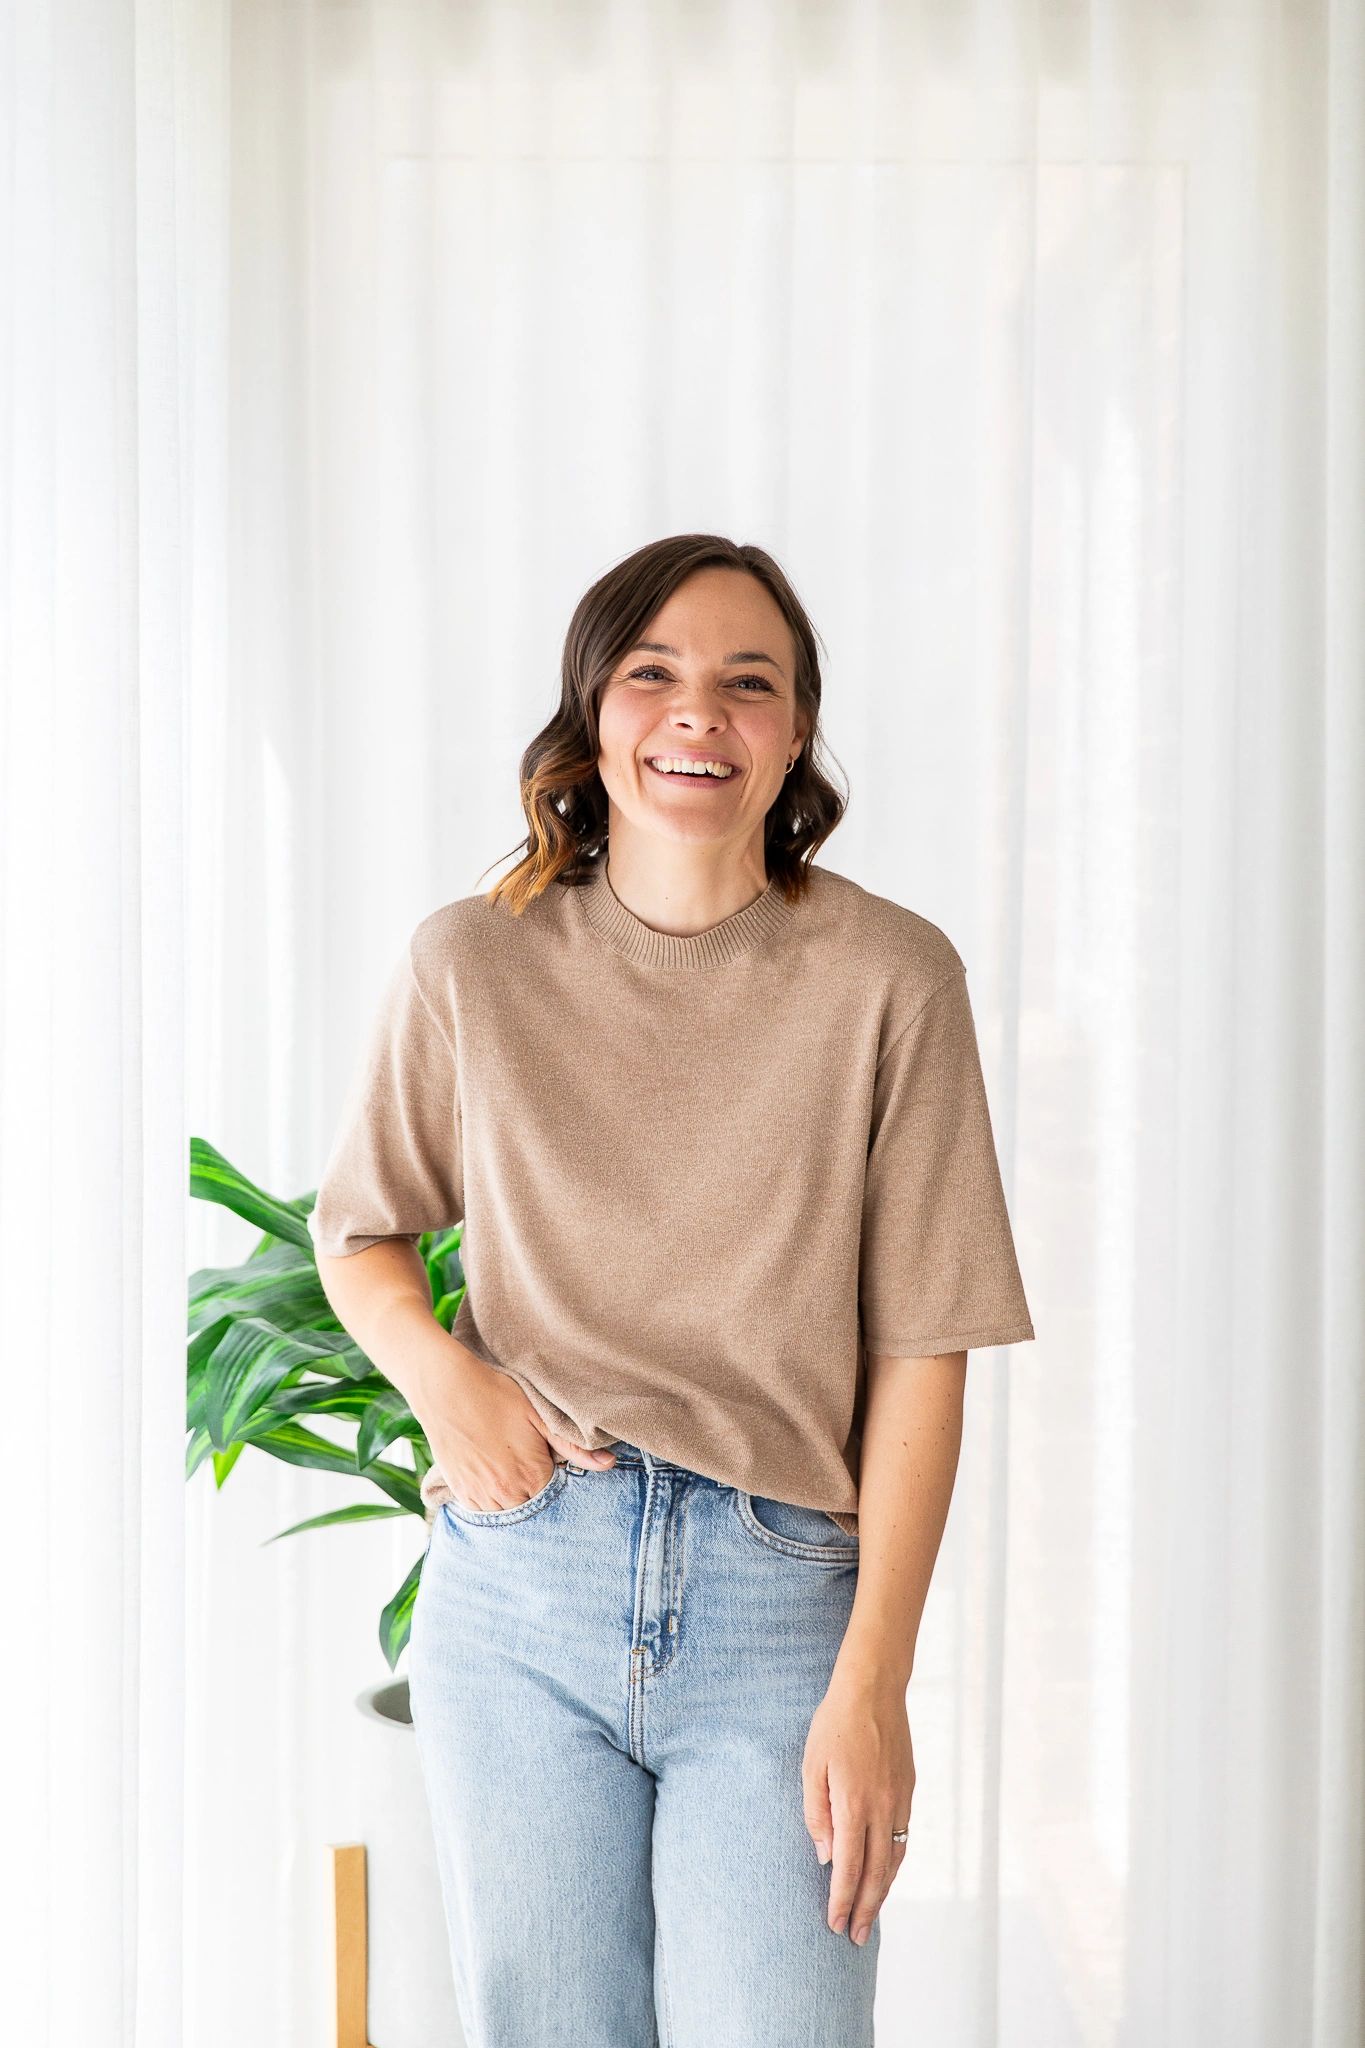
{"left": 1317, "top": 5, "right": 1364, "bottom": 2042}
{"left": 0, "top": 0, "right": 228, "bottom": 2044}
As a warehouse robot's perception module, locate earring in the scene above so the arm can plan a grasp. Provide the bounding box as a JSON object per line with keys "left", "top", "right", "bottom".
{"left": 784, "top": 758, "right": 795, "bottom": 774}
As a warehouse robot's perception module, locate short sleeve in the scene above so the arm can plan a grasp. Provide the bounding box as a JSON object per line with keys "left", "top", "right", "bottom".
{"left": 858, "top": 966, "right": 1035, "bottom": 1356}
{"left": 307, "top": 937, "right": 463, "bottom": 1258}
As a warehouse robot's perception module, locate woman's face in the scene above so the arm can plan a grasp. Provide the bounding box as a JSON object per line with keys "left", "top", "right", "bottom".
{"left": 596, "top": 567, "right": 808, "bottom": 859}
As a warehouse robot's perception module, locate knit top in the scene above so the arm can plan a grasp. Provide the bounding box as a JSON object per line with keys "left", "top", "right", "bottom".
{"left": 308, "top": 857, "right": 1036, "bottom": 1536}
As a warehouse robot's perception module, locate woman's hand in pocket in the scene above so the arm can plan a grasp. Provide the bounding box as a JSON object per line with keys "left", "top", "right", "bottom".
{"left": 419, "top": 1348, "right": 615, "bottom": 1512}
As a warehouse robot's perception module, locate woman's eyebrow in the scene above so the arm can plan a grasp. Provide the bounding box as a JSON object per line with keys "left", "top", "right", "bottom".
{"left": 628, "top": 640, "right": 786, "bottom": 678}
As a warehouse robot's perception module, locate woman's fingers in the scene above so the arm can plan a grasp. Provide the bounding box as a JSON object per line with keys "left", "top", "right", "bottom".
{"left": 802, "top": 1757, "right": 835, "bottom": 1865}
{"left": 824, "top": 1810, "right": 866, "bottom": 1936}
{"left": 825, "top": 1805, "right": 909, "bottom": 1942}
{"left": 845, "top": 1822, "right": 904, "bottom": 1944}
{"left": 545, "top": 1432, "right": 616, "bottom": 1469}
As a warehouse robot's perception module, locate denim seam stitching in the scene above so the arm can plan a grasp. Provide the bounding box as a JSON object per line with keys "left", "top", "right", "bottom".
{"left": 656, "top": 1907, "right": 677, "bottom": 2048}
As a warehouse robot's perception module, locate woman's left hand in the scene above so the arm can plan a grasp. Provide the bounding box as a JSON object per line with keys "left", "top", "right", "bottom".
{"left": 802, "top": 1667, "right": 915, "bottom": 1944}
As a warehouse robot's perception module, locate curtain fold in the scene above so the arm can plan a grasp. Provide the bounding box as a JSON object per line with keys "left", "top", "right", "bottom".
{"left": 1, "top": 0, "right": 228, "bottom": 2042}
{"left": 1317, "top": 3, "right": 1365, "bottom": 2040}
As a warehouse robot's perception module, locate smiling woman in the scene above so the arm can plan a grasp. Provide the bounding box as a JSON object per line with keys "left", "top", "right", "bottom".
{"left": 475, "top": 533, "right": 845, "bottom": 933}
{"left": 310, "top": 532, "right": 1034, "bottom": 2045}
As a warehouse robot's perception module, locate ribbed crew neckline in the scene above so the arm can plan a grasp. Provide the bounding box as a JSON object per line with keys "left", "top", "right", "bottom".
{"left": 577, "top": 857, "right": 796, "bottom": 968}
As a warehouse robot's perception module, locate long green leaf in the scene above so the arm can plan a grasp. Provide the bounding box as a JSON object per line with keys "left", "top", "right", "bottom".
{"left": 380, "top": 1552, "right": 426, "bottom": 1670}
{"left": 246, "top": 1420, "right": 423, "bottom": 1514}
{"left": 200, "top": 1317, "right": 363, "bottom": 1450}
{"left": 356, "top": 1386, "right": 424, "bottom": 1467}
{"left": 263, "top": 1503, "right": 412, "bottom": 1543}
{"left": 189, "top": 1258, "right": 346, "bottom": 1346}
{"left": 190, "top": 1135, "right": 315, "bottom": 1251}
{"left": 213, "top": 1440, "right": 246, "bottom": 1486}
{"left": 266, "top": 1376, "right": 414, "bottom": 1423}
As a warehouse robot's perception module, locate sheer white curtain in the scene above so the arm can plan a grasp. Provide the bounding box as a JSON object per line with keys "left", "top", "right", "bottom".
{"left": 3, "top": 2, "right": 1361, "bottom": 2044}
{"left": 1, "top": 0, "right": 228, "bottom": 2043}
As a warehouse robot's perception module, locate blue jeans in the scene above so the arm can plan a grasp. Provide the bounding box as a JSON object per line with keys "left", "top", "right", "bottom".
{"left": 407, "top": 1439, "right": 880, "bottom": 2046}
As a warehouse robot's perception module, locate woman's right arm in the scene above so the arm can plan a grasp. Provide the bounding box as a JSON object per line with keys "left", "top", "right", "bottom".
{"left": 312, "top": 929, "right": 614, "bottom": 1508}
{"left": 315, "top": 1238, "right": 615, "bottom": 1510}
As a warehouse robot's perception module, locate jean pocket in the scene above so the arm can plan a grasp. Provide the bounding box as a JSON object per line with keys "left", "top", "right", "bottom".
{"left": 442, "top": 1457, "right": 569, "bottom": 1527}
{"left": 734, "top": 1490, "right": 861, "bottom": 1564}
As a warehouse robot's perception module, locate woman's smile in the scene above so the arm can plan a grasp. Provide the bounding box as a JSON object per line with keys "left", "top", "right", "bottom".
{"left": 643, "top": 753, "right": 742, "bottom": 787}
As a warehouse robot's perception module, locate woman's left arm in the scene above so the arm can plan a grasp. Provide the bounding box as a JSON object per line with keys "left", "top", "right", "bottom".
{"left": 802, "top": 1347, "right": 968, "bottom": 1946}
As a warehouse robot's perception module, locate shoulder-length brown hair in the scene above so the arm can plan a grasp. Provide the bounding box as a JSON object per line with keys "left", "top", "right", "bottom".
{"left": 482, "top": 533, "right": 847, "bottom": 913}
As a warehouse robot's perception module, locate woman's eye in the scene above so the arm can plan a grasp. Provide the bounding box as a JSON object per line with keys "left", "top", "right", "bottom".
{"left": 627, "top": 664, "right": 774, "bottom": 693}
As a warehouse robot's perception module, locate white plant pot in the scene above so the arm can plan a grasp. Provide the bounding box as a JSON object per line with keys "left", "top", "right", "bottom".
{"left": 353, "top": 1675, "right": 466, "bottom": 2046}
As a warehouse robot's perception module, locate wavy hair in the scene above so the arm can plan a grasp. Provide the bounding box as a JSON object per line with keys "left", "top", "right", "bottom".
{"left": 481, "top": 533, "right": 847, "bottom": 913}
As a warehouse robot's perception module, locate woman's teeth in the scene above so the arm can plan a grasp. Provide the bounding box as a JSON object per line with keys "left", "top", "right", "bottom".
{"left": 646, "top": 757, "right": 735, "bottom": 779}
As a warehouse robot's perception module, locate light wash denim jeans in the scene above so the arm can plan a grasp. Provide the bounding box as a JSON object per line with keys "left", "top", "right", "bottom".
{"left": 407, "top": 1438, "right": 880, "bottom": 2047}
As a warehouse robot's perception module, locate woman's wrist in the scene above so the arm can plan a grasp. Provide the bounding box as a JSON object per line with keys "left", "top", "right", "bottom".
{"left": 831, "top": 1625, "right": 915, "bottom": 1699}
{"left": 363, "top": 1296, "right": 491, "bottom": 1434}
{"left": 407, "top": 1341, "right": 493, "bottom": 1437}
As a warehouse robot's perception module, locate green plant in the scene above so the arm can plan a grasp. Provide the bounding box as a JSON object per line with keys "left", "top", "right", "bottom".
{"left": 188, "top": 1137, "right": 463, "bottom": 1670}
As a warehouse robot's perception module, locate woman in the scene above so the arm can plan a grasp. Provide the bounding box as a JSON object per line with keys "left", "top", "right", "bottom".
{"left": 311, "top": 533, "right": 1035, "bottom": 2047}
